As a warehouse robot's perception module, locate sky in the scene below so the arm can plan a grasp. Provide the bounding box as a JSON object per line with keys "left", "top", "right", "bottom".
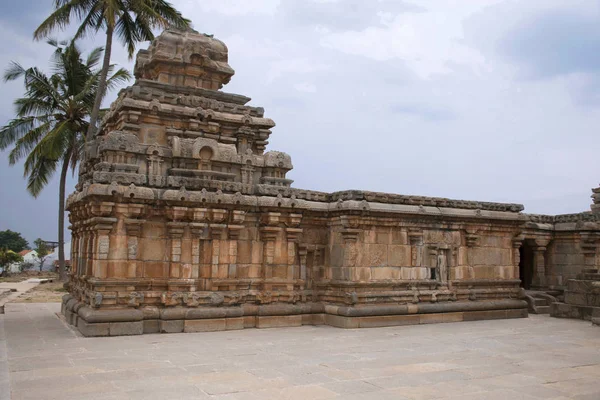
{"left": 0, "top": 0, "right": 599, "bottom": 245}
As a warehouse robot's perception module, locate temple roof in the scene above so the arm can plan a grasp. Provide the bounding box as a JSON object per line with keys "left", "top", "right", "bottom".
{"left": 134, "top": 28, "right": 235, "bottom": 90}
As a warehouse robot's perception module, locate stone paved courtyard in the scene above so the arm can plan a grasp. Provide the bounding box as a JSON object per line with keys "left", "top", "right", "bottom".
{"left": 1, "top": 303, "right": 599, "bottom": 400}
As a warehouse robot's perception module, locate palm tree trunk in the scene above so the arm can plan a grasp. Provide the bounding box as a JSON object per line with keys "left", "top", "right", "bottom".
{"left": 86, "top": 25, "right": 114, "bottom": 141}
{"left": 58, "top": 150, "right": 71, "bottom": 282}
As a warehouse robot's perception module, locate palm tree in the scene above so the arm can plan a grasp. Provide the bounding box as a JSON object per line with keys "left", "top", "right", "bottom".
{"left": 34, "top": 0, "right": 190, "bottom": 141}
{"left": 0, "top": 40, "right": 130, "bottom": 281}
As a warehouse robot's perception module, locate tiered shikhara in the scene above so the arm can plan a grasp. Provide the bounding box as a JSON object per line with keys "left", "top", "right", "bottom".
{"left": 62, "top": 29, "right": 600, "bottom": 336}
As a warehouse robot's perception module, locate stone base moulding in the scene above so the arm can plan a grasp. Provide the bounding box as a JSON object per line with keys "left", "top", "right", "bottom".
{"left": 62, "top": 294, "right": 528, "bottom": 337}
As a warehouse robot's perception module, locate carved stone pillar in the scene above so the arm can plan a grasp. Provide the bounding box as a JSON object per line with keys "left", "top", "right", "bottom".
{"left": 512, "top": 235, "right": 524, "bottom": 280}
{"left": 532, "top": 239, "right": 549, "bottom": 288}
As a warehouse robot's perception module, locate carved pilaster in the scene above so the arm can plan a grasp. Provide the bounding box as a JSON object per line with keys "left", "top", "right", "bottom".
{"left": 190, "top": 223, "right": 208, "bottom": 279}
{"left": 340, "top": 228, "right": 360, "bottom": 244}
{"left": 286, "top": 228, "right": 303, "bottom": 280}
{"left": 124, "top": 219, "right": 143, "bottom": 278}
{"left": 298, "top": 246, "right": 308, "bottom": 281}
{"left": 228, "top": 225, "right": 244, "bottom": 279}
{"left": 260, "top": 226, "right": 281, "bottom": 279}
{"left": 93, "top": 218, "right": 116, "bottom": 278}
{"left": 167, "top": 222, "right": 186, "bottom": 278}
{"left": 408, "top": 230, "right": 423, "bottom": 267}
{"left": 580, "top": 232, "right": 599, "bottom": 268}
{"left": 210, "top": 224, "right": 227, "bottom": 279}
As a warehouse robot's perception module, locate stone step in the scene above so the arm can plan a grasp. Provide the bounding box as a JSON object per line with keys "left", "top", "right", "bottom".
{"left": 577, "top": 273, "right": 600, "bottom": 281}
{"left": 535, "top": 305, "right": 550, "bottom": 314}
{"left": 582, "top": 268, "right": 599, "bottom": 274}
{"left": 533, "top": 298, "right": 547, "bottom": 307}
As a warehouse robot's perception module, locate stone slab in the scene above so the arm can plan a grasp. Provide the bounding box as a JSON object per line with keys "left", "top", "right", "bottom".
{"left": 5, "top": 303, "right": 600, "bottom": 400}
{"left": 143, "top": 319, "right": 160, "bottom": 334}
{"left": 256, "top": 315, "right": 302, "bottom": 329}
{"left": 77, "top": 319, "right": 109, "bottom": 337}
{"left": 109, "top": 321, "right": 143, "bottom": 336}
{"left": 159, "top": 320, "right": 184, "bottom": 333}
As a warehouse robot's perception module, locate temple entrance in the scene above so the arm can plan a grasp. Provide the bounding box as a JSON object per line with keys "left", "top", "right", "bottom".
{"left": 519, "top": 240, "right": 535, "bottom": 289}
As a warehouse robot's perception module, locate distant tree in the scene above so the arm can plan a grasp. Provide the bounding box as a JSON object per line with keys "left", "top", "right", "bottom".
{"left": 19, "top": 260, "right": 35, "bottom": 272}
{"left": 0, "top": 230, "right": 29, "bottom": 252}
{"left": 0, "top": 249, "right": 23, "bottom": 276}
{"left": 1, "top": 40, "right": 130, "bottom": 281}
{"left": 33, "top": 238, "right": 51, "bottom": 272}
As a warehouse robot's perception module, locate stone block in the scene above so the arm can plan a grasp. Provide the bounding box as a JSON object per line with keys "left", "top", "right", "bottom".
{"left": 357, "top": 314, "right": 420, "bottom": 328}
{"left": 505, "top": 308, "right": 528, "bottom": 319}
{"left": 419, "top": 312, "right": 463, "bottom": 324}
{"left": 226, "top": 317, "right": 244, "bottom": 330}
{"left": 388, "top": 245, "right": 411, "bottom": 266}
{"left": 324, "top": 314, "right": 359, "bottom": 329}
{"left": 462, "top": 310, "right": 508, "bottom": 321}
{"left": 160, "top": 320, "right": 184, "bottom": 333}
{"left": 184, "top": 319, "right": 226, "bottom": 332}
{"left": 65, "top": 310, "right": 74, "bottom": 326}
{"left": 143, "top": 320, "right": 160, "bottom": 334}
{"left": 243, "top": 316, "right": 256, "bottom": 328}
{"left": 362, "top": 244, "right": 387, "bottom": 267}
{"left": 256, "top": 315, "right": 302, "bottom": 328}
{"left": 565, "top": 292, "right": 588, "bottom": 306}
{"left": 303, "top": 313, "right": 325, "bottom": 325}
{"left": 109, "top": 321, "right": 144, "bottom": 336}
{"left": 371, "top": 267, "right": 401, "bottom": 280}
{"left": 77, "top": 319, "right": 109, "bottom": 337}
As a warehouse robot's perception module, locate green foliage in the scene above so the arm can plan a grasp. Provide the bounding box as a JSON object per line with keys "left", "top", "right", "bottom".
{"left": 34, "top": 0, "right": 191, "bottom": 142}
{"left": 0, "top": 230, "right": 29, "bottom": 252}
{"left": 33, "top": 238, "right": 51, "bottom": 271}
{"left": 34, "top": 0, "right": 191, "bottom": 58}
{"left": 0, "top": 40, "right": 130, "bottom": 196}
{"left": 0, "top": 249, "right": 23, "bottom": 269}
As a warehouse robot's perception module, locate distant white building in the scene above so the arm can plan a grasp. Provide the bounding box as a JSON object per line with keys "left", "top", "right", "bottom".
{"left": 8, "top": 249, "right": 39, "bottom": 273}
{"left": 4, "top": 242, "right": 71, "bottom": 273}
{"left": 46, "top": 242, "right": 71, "bottom": 271}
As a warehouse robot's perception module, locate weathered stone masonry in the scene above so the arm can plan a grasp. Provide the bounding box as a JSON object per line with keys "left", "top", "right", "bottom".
{"left": 62, "top": 29, "right": 600, "bottom": 336}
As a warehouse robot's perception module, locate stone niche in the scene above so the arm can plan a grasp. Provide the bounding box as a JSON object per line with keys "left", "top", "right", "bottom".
{"left": 63, "top": 28, "right": 600, "bottom": 336}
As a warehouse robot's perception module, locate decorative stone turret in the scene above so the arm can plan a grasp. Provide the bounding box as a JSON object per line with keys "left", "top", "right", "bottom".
{"left": 63, "top": 28, "right": 600, "bottom": 336}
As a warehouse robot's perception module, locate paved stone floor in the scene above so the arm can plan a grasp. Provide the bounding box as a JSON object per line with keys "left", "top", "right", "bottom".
{"left": 1, "top": 303, "right": 599, "bottom": 400}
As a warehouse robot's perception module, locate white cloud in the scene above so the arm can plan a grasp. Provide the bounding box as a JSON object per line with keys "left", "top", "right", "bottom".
{"left": 181, "top": 0, "right": 281, "bottom": 16}
{"left": 267, "top": 58, "right": 330, "bottom": 83}
{"left": 319, "top": 0, "right": 506, "bottom": 79}
{"left": 294, "top": 82, "right": 317, "bottom": 93}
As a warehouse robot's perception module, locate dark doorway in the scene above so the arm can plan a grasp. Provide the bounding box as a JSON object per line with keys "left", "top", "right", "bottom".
{"left": 519, "top": 240, "right": 535, "bottom": 289}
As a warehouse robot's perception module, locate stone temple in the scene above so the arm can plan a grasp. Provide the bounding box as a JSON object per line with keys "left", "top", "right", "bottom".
{"left": 62, "top": 28, "right": 600, "bottom": 336}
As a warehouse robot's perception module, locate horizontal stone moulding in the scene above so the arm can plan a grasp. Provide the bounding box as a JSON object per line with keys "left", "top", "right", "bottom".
{"left": 62, "top": 294, "right": 528, "bottom": 337}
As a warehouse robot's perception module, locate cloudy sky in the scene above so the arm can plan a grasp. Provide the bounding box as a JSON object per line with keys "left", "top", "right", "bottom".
{"left": 0, "top": 0, "right": 599, "bottom": 245}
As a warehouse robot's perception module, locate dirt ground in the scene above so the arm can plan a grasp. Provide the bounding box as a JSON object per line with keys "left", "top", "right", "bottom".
{"left": 7, "top": 272, "right": 67, "bottom": 303}
{"left": 0, "top": 271, "right": 59, "bottom": 283}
